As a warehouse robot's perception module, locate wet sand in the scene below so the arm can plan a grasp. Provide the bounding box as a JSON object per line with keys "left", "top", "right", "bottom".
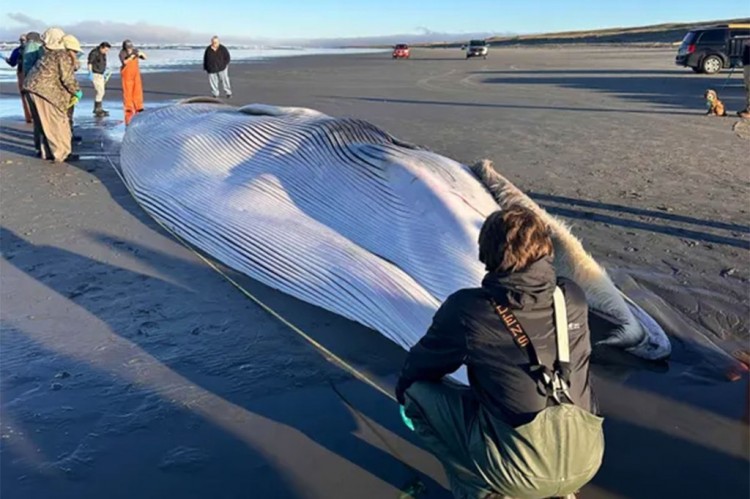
{"left": 1, "top": 47, "right": 748, "bottom": 499}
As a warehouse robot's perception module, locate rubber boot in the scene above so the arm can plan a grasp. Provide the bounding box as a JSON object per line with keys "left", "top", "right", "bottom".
{"left": 94, "top": 102, "right": 109, "bottom": 118}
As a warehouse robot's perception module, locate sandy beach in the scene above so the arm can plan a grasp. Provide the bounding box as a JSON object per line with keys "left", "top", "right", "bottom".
{"left": 1, "top": 47, "right": 748, "bottom": 499}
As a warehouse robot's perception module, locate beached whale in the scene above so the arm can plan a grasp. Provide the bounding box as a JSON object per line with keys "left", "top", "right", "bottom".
{"left": 119, "top": 99, "right": 670, "bottom": 380}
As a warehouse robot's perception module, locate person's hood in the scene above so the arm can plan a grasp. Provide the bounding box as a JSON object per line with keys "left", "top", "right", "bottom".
{"left": 61, "top": 34, "right": 82, "bottom": 52}
{"left": 481, "top": 256, "right": 557, "bottom": 309}
{"left": 42, "top": 27, "right": 65, "bottom": 50}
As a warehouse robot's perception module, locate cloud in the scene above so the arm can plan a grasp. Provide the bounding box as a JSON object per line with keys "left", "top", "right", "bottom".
{"left": 0, "top": 13, "right": 506, "bottom": 47}
{"left": 0, "top": 13, "right": 251, "bottom": 45}
{"left": 302, "top": 26, "right": 513, "bottom": 47}
{"left": 7, "top": 13, "right": 41, "bottom": 27}
{"left": 415, "top": 27, "right": 437, "bottom": 36}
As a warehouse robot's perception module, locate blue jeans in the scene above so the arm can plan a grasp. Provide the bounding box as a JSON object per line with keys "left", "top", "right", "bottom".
{"left": 208, "top": 68, "right": 232, "bottom": 97}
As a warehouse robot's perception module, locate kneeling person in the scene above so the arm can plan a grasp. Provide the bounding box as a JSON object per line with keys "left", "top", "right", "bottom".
{"left": 396, "top": 206, "right": 604, "bottom": 499}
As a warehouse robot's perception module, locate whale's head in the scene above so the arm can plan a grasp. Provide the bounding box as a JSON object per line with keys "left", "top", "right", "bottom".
{"left": 470, "top": 159, "right": 672, "bottom": 362}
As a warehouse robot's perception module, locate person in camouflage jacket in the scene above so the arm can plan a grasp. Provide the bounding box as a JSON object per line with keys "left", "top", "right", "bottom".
{"left": 23, "top": 28, "right": 80, "bottom": 162}
{"left": 24, "top": 47, "right": 79, "bottom": 114}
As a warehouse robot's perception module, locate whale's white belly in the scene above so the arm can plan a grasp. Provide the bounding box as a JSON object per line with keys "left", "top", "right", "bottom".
{"left": 120, "top": 101, "right": 670, "bottom": 378}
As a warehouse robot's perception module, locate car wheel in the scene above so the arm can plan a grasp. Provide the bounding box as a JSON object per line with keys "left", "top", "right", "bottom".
{"left": 691, "top": 66, "right": 703, "bottom": 73}
{"left": 702, "top": 55, "right": 723, "bottom": 74}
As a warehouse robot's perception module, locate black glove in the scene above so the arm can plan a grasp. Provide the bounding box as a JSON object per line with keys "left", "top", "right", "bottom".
{"left": 395, "top": 376, "right": 412, "bottom": 405}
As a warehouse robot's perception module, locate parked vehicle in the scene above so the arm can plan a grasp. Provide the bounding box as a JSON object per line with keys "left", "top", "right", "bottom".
{"left": 393, "top": 44, "right": 410, "bottom": 59}
{"left": 465, "top": 40, "right": 489, "bottom": 59}
{"left": 675, "top": 24, "right": 750, "bottom": 74}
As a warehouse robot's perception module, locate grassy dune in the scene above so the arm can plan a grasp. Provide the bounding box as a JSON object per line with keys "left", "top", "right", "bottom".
{"left": 424, "top": 18, "right": 750, "bottom": 48}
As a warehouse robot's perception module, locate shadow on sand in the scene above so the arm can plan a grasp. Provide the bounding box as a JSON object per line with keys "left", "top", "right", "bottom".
{"left": 475, "top": 69, "right": 746, "bottom": 111}
{"left": 1, "top": 225, "right": 449, "bottom": 498}
{"left": 530, "top": 193, "right": 749, "bottom": 249}
{"left": 324, "top": 95, "right": 698, "bottom": 116}
{"left": 3, "top": 221, "right": 748, "bottom": 498}
{"left": 2, "top": 115, "right": 748, "bottom": 498}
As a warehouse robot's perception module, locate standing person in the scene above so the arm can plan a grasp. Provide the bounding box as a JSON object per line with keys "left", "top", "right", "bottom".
{"left": 62, "top": 34, "right": 83, "bottom": 147}
{"left": 88, "top": 41, "right": 111, "bottom": 117}
{"left": 23, "top": 28, "right": 81, "bottom": 163}
{"left": 739, "top": 41, "right": 750, "bottom": 119}
{"left": 21, "top": 31, "right": 47, "bottom": 156}
{"left": 396, "top": 207, "right": 604, "bottom": 499}
{"left": 119, "top": 40, "right": 146, "bottom": 125}
{"left": 203, "top": 36, "right": 232, "bottom": 99}
{"left": 21, "top": 32, "right": 43, "bottom": 75}
{"left": 5, "top": 34, "right": 31, "bottom": 123}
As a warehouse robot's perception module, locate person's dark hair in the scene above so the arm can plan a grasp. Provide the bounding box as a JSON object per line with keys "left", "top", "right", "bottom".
{"left": 122, "top": 39, "right": 133, "bottom": 50}
{"left": 99, "top": 41, "right": 112, "bottom": 49}
{"left": 26, "top": 32, "right": 41, "bottom": 43}
{"left": 478, "top": 206, "right": 554, "bottom": 273}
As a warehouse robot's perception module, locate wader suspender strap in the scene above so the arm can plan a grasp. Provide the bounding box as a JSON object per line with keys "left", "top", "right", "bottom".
{"left": 489, "top": 286, "right": 574, "bottom": 405}
{"left": 551, "top": 287, "right": 573, "bottom": 404}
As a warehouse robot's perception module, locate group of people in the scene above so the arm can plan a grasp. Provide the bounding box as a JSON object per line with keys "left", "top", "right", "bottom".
{"left": 5, "top": 28, "right": 149, "bottom": 162}
{"left": 5, "top": 30, "right": 235, "bottom": 153}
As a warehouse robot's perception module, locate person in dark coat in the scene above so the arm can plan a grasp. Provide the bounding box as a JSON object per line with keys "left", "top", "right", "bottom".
{"left": 203, "top": 36, "right": 232, "bottom": 98}
{"left": 397, "top": 206, "right": 598, "bottom": 499}
{"left": 5, "top": 34, "right": 32, "bottom": 123}
{"left": 87, "top": 41, "right": 112, "bottom": 117}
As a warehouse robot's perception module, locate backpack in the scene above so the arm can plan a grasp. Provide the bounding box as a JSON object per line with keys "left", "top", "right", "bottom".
{"left": 478, "top": 287, "right": 605, "bottom": 499}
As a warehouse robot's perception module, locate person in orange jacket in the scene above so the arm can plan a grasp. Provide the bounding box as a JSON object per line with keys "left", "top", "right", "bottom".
{"left": 118, "top": 39, "right": 146, "bottom": 125}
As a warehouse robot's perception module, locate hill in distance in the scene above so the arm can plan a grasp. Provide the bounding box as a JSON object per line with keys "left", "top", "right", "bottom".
{"left": 420, "top": 18, "right": 750, "bottom": 48}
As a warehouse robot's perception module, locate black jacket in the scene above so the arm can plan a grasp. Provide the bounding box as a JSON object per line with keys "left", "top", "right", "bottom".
{"left": 742, "top": 42, "right": 750, "bottom": 66}
{"left": 88, "top": 48, "right": 107, "bottom": 74}
{"left": 396, "top": 257, "right": 594, "bottom": 427}
{"left": 203, "top": 45, "right": 231, "bottom": 73}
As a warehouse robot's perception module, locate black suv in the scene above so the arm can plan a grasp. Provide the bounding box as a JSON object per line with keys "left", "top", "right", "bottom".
{"left": 675, "top": 24, "right": 750, "bottom": 74}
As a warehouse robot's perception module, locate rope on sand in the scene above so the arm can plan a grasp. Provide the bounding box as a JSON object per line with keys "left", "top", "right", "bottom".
{"left": 106, "top": 153, "right": 428, "bottom": 496}
{"left": 106, "top": 154, "right": 397, "bottom": 403}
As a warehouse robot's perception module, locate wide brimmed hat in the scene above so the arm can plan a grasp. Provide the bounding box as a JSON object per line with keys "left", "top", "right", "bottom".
{"left": 42, "top": 27, "right": 65, "bottom": 50}
{"left": 62, "top": 34, "right": 82, "bottom": 52}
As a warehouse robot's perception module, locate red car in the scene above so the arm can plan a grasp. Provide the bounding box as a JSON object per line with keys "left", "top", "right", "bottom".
{"left": 392, "top": 44, "right": 410, "bottom": 59}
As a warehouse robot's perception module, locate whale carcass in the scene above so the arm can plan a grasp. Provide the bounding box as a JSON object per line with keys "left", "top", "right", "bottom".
{"left": 119, "top": 100, "right": 671, "bottom": 380}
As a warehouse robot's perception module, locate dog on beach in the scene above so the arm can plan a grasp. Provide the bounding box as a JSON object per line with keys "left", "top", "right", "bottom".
{"left": 704, "top": 89, "right": 727, "bottom": 116}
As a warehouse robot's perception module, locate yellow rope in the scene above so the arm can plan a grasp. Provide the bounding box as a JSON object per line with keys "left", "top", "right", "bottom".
{"left": 106, "top": 156, "right": 397, "bottom": 403}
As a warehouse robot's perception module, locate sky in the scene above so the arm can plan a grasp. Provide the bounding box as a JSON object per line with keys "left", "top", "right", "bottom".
{"left": 1, "top": 0, "right": 748, "bottom": 43}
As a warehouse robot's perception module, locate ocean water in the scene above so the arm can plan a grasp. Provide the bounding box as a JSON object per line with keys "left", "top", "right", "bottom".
{"left": 0, "top": 45, "right": 385, "bottom": 82}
